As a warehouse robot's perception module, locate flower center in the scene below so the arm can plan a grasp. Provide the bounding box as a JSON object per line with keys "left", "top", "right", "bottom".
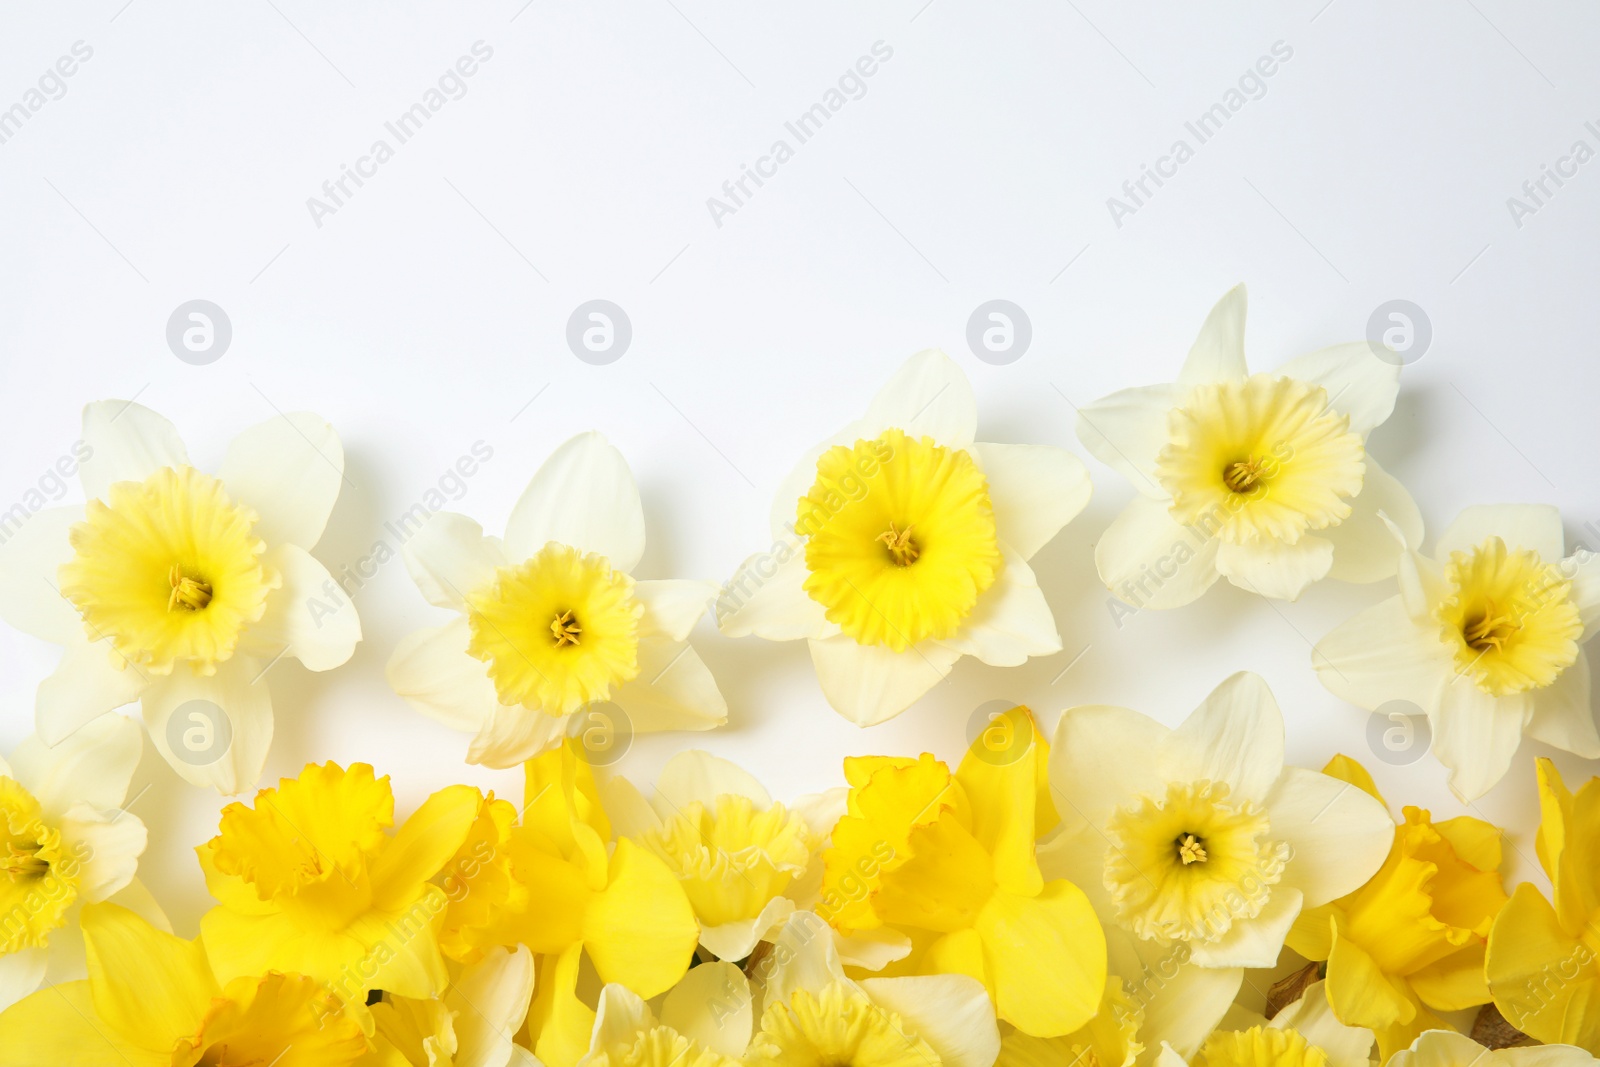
{"left": 465, "top": 542, "right": 642, "bottom": 716}
{"left": 1104, "top": 780, "right": 1287, "bottom": 943}
{"left": 799, "top": 428, "right": 1001, "bottom": 651}
{"left": 1436, "top": 537, "right": 1582, "bottom": 697}
{"left": 591, "top": 1025, "right": 742, "bottom": 1067}
{"left": 748, "top": 982, "right": 941, "bottom": 1067}
{"left": 179, "top": 974, "right": 370, "bottom": 1067}
{"left": 639, "top": 795, "right": 817, "bottom": 927}
{"left": 60, "top": 465, "right": 276, "bottom": 675}
{"left": 0, "top": 777, "right": 77, "bottom": 951}
{"left": 1194, "top": 1027, "right": 1329, "bottom": 1067}
{"left": 1155, "top": 375, "right": 1366, "bottom": 545}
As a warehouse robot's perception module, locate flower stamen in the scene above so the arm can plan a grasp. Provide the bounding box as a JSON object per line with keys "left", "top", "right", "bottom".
{"left": 1177, "top": 833, "right": 1208, "bottom": 865}
{"left": 877, "top": 522, "right": 920, "bottom": 566}
{"left": 167, "top": 564, "right": 213, "bottom": 612}
{"left": 1464, "top": 605, "right": 1520, "bottom": 653}
{"left": 1223, "top": 457, "right": 1269, "bottom": 494}
{"left": 1, "top": 840, "right": 47, "bottom": 881}
{"left": 550, "top": 609, "right": 582, "bottom": 647}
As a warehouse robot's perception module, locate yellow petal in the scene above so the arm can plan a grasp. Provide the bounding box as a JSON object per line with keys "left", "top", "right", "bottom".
{"left": 924, "top": 927, "right": 988, "bottom": 987}
{"left": 1285, "top": 902, "right": 1339, "bottom": 962}
{"left": 972, "top": 882, "right": 1106, "bottom": 1037}
{"left": 956, "top": 705, "right": 1046, "bottom": 897}
{"left": 1320, "top": 754, "right": 1386, "bottom": 806}
{"left": 584, "top": 838, "right": 699, "bottom": 997}
{"left": 1487, "top": 881, "right": 1600, "bottom": 1049}
{"left": 1325, "top": 915, "right": 1415, "bottom": 1030}
{"left": 83, "top": 902, "right": 215, "bottom": 1054}
{"left": 0, "top": 980, "right": 162, "bottom": 1066}
{"left": 874, "top": 813, "right": 997, "bottom": 932}
{"left": 522, "top": 743, "right": 611, "bottom": 882}
{"left": 1429, "top": 815, "right": 1502, "bottom": 877}
{"left": 527, "top": 944, "right": 596, "bottom": 1067}
{"left": 1409, "top": 942, "right": 1491, "bottom": 1012}
{"left": 371, "top": 783, "right": 481, "bottom": 909}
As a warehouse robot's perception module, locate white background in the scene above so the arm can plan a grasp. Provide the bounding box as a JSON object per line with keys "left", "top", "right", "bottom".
{"left": 2, "top": 0, "right": 1598, "bottom": 932}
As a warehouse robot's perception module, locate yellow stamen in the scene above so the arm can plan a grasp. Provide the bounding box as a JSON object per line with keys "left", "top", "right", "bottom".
{"left": 1464, "top": 605, "right": 1520, "bottom": 653}
{"left": 1177, "top": 833, "right": 1208, "bottom": 865}
{"left": 1, "top": 840, "right": 47, "bottom": 881}
{"left": 550, "top": 609, "right": 582, "bottom": 647}
{"left": 1223, "top": 456, "right": 1269, "bottom": 494}
{"left": 167, "top": 564, "right": 214, "bottom": 612}
{"left": 877, "top": 522, "right": 919, "bottom": 566}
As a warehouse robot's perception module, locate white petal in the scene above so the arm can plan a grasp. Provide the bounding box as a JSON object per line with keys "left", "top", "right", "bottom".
{"left": 765, "top": 911, "right": 854, "bottom": 1008}
{"left": 660, "top": 961, "right": 753, "bottom": 1059}
{"left": 936, "top": 549, "right": 1060, "bottom": 667}
{"left": 1431, "top": 680, "right": 1531, "bottom": 802}
{"left": 79, "top": 400, "right": 188, "bottom": 500}
{"left": 1096, "top": 496, "right": 1220, "bottom": 610}
{"left": 1076, "top": 384, "right": 1188, "bottom": 497}
{"left": 610, "top": 637, "right": 727, "bottom": 734}
{"left": 858, "top": 349, "right": 977, "bottom": 448}
{"left": 634, "top": 580, "right": 717, "bottom": 642}
{"left": 596, "top": 776, "right": 663, "bottom": 840}
{"left": 217, "top": 411, "right": 344, "bottom": 549}
{"left": 1311, "top": 596, "right": 1452, "bottom": 711}
{"left": 1159, "top": 672, "right": 1284, "bottom": 806}
{"left": 699, "top": 897, "right": 795, "bottom": 963}
{"left": 972, "top": 443, "right": 1092, "bottom": 560}
{"left": 808, "top": 634, "right": 960, "bottom": 726}
{"left": 1049, "top": 706, "right": 1169, "bottom": 833}
{"left": 791, "top": 788, "right": 848, "bottom": 839}
{"left": 467, "top": 705, "right": 567, "bottom": 769}
{"left": 0, "top": 949, "right": 45, "bottom": 1014}
{"left": 715, "top": 547, "right": 832, "bottom": 641}
{"left": 1398, "top": 540, "right": 1448, "bottom": 623}
{"left": 140, "top": 656, "right": 273, "bottom": 795}
{"left": 387, "top": 618, "right": 499, "bottom": 734}
{"left": 0, "top": 505, "right": 83, "bottom": 643}
{"left": 1392, "top": 1031, "right": 1494, "bottom": 1067}
{"left": 589, "top": 985, "right": 655, "bottom": 1057}
{"left": 1187, "top": 886, "right": 1302, "bottom": 969}
{"left": 1179, "top": 284, "right": 1250, "bottom": 386}
{"left": 1526, "top": 655, "right": 1599, "bottom": 758}
{"left": 401, "top": 512, "right": 507, "bottom": 611}
{"left": 8, "top": 713, "right": 141, "bottom": 815}
{"left": 1266, "top": 766, "right": 1394, "bottom": 906}
{"left": 449, "top": 946, "right": 535, "bottom": 1067}
{"left": 1215, "top": 536, "right": 1334, "bottom": 602}
{"left": 1436, "top": 503, "right": 1565, "bottom": 562}
{"left": 36, "top": 635, "right": 146, "bottom": 746}
{"left": 240, "top": 544, "right": 360, "bottom": 672}
{"left": 656, "top": 750, "right": 771, "bottom": 811}
{"left": 1321, "top": 457, "right": 1423, "bottom": 583}
{"left": 58, "top": 807, "right": 147, "bottom": 901}
{"left": 858, "top": 974, "right": 1000, "bottom": 1067}
{"left": 1568, "top": 549, "right": 1600, "bottom": 639}
{"left": 1106, "top": 928, "right": 1241, "bottom": 1060}
{"left": 504, "top": 432, "right": 646, "bottom": 570}
{"left": 1271, "top": 981, "right": 1374, "bottom": 1067}
{"left": 832, "top": 927, "right": 912, "bottom": 971}
{"left": 1274, "top": 342, "right": 1401, "bottom": 438}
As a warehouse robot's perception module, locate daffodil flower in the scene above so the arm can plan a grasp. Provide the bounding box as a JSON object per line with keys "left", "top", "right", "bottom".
{"left": 1153, "top": 979, "right": 1374, "bottom": 1067}
{"left": 1313, "top": 504, "right": 1600, "bottom": 801}
{"left": 554, "top": 963, "right": 752, "bottom": 1067}
{"left": 0, "top": 902, "right": 375, "bottom": 1065}
{"left": 1486, "top": 759, "right": 1600, "bottom": 1052}
{"left": 998, "top": 978, "right": 1144, "bottom": 1067}
{"left": 1393, "top": 1030, "right": 1598, "bottom": 1067}
{"left": 0, "top": 715, "right": 152, "bottom": 1013}
{"left": 600, "top": 750, "right": 842, "bottom": 962}
{"left": 718, "top": 351, "right": 1092, "bottom": 725}
{"left": 819, "top": 707, "right": 1107, "bottom": 1037}
{"left": 388, "top": 432, "right": 726, "bottom": 768}
{"left": 0, "top": 400, "right": 361, "bottom": 794}
{"left": 1077, "top": 286, "right": 1422, "bottom": 607}
{"left": 197, "top": 761, "right": 480, "bottom": 1002}
{"left": 1045, "top": 672, "right": 1393, "bottom": 1054}
{"left": 1286, "top": 756, "right": 1508, "bottom": 1062}
{"left": 367, "top": 946, "right": 537, "bottom": 1067}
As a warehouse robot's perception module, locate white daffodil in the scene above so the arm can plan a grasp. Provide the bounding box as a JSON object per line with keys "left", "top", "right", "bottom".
{"left": 1044, "top": 671, "right": 1393, "bottom": 1054}
{"left": 1393, "top": 1031, "right": 1599, "bottom": 1067}
{"left": 0, "top": 401, "right": 360, "bottom": 793}
{"left": 1077, "top": 285, "right": 1423, "bottom": 608}
{"left": 1313, "top": 504, "right": 1600, "bottom": 802}
{"left": 601, "top": 750, "right": 843, "bottom": 963}
{"left": 387, "top": 432, "right": 726, "bottom": 768}
{"left": 1153, "top": 979, "right": 1373, "bottom": 1067}
{"left": 0, "top": 715, "right": 159, "bottom": 1013}
{"left": 367, "top": 946, "right": 537, "bottom": 1067}
{"left": 561, "top": 962, "right": 753, "bottom": 1067}
{"left": 745, "top": 911, "right": 1000, "bottom": 1067}
{"left": 718, "top": 350, "right": 1092, "bottom": 725}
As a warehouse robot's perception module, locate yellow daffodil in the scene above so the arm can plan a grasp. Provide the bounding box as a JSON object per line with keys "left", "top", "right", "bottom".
{"left": 198, "top": 761, "right": 479, "bottom": 1002}
{"left": 718, "top": 351, "right": 1093, "bottom": 725}
{"left": 1044, "top": 674, "right": 1393, "bottom": 1060}
{"left": 0, "top": 715, "right": 152, "bottom": 1013}
{"left": 432, "top": 742, "right": 700, "bottom": 1065}
{"left": 1392, "top": 1030, "right": 1599, "bottom": 1067}
{"left": 1155, "top": 980, "right": 1372, "bottom": 1067}
{"left": 0, "top": 901, "right": 374, "bottom": 1065}
{"left": 366, "top": 946, "right": 536, "bottom": 1067}
{"left": 1078, "top": 285, "right": 1422, "bottom": 607}
{"left": 600, "top": 750, "right": 841, "bottom": 962}
{"left": 1286, "top": 756, "right": 1508, "bottom": 1061}
{"left": 1315, "top": 504, "right": 1600, "bottom": 801}
{"left": 818, "top": 706, "right": 1106, "bottom": 1037}
{"left": 998, "top": 978, "right": 1143, "bottom": 1067}
{"left": 0, "top": 401, "right": 360, "bottom": 793}
{"left": 388, "top": 432, "right": 726, "bottom": 768}
{"left": 555, "top": 963, "right": 752, "bottom": 1067}
{"left": 1486, "top": 758, "right": 1600, "bottom": 1052}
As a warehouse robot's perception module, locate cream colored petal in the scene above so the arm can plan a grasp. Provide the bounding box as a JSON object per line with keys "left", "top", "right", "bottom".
{"left": 467, "top": 704, "right": 567, "bottom": 769}
{"left": 1274, "top": 342, "right": 1401, "bottom": 439}
{"left": 1322, "top": 456, "right": 1423, "bottom": 583}
{"left": 1049, "top": 705, "right": 1169, "bottom": 833}
{"left": 217, "top": 411, "right": 344, "bottom": 549}
{"left": 808, "top": 634, "right": 960, "bottom": 727}
{"left": 859, "top": 974, "right": 1000, "bottom": 1067}
{"left": 140, "top": 656, "right": 273, "bottom": 795}
{"left": 661, "top": 961, "right": 753, "bottom": 1060}
{"left": 832, "top": 926, "right": 913, "bottom": 971}
{"left": 58, "top": 807, "right": 147, "bottom": 902}
{"left": 764, "top": 911, "right": 854, "bottom": 1009}
{"left": 1267, "top": 766, "right": 1394, "bottom": 907}
{"left": 1076, "top": 384, "right": 1189, "bottom": 497}
{"left": 936, "top": 549, "right": 1061, "bottom": 667}
{"left": 449, "top": 946, "right": 535, "bottom": 1067}
{"left": 1432, "top": 680, "right": 1531, "bottom": 803}
{"left": 1215, "top": 536, "right": 1334, "bottom": 602}
{"left": 972, "top": 443, "right": 1092, "bottom": 561}
{"left": 1178, "top": 284, "right": 1250, "bottom": 386}
{"left": 699, "top": 897, "right": 794, "bottom": 963}
{"left": 504, "top": 432, "right": 646, "bottom": 570}
{"left": 1525, "top": 655, "right": 1599, "bottom": 759}
{"left": 859, "top": 349, "right": 978, "bottom": 448}
{"left": 1158, "top": 672, "right": 1283, "bottom": 807}
{"left": 1311, "top": 595, "right": 1451, "bottom": 712}
{"left": 657, "top": 750, "right": 771, "bottom": 811}
{"left": 1106, "top": 927, "right": 1241, "bottom": 1063}
{"left": 1398, "top": 538, "right": 1448, "bottom": 623}
{"left": 588, "top": 984, "right": 656, "bottom": 1057}
{"left": 1436, "top": 503, "right": 1565, "bottom": 562}
{"left": 79, "top": 400, "right": 188, "bottom": 500}
{"left": 387, "top": 618, "right": 499, "bottom": 733}
{"left": 1096, "top": 496, "right": 1221, "bottom": 610}
{"left": 240, "top": 544, "right": 360, "bottom": 672}
{"left": 36, "top": 635, "right": 147, "bottom": 746}
{"left": 791, "top": 787, "right": 848, "bottom": 839}
{"left": 0, "top": 504, "right": 83, "bottom": 643}
{"left": 1186, "top": 887, "right": 1302, "bottom": 970}
{"left": 634, "top": 580, "right": 718, "bottom": 642}
{"left": 9, "top": 712, "right": 141, "bottom": 815}
{"left": 401, "top": 511, "right": 507, "bottom": 611}
{"left": 610, "top": 638, "right": 727, "bottom": 734}
{"left": 1390, "top": 1031, "right": 1495, "bottom": 1067}
{"left": 598, "top": 776, "right": 664, "bottom": 840}
{"left": 715, "top": 546, "right": 833, "bottom": 641}
{"left": 1270, "top": 980, "right": 1375, "bottom": 1067}
{"left": 0, "top": 949, "right": 45, "bottom": 1014}
{"left": 1568, "top": 549, "right": 1600, "bottom": 639}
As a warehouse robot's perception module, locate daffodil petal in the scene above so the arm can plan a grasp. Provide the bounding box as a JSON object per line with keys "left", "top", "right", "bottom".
{"left": 1488, "top": 883, "right": 1600, "bottom": 1047}
{"left": 217, "top": 411, "right": 344, "bottom": 549}
{"left": 656, "top": 749, "right": 772, "bottom": 810}
{"left": 859, "top": 973, "right": 1001, "bottom": 1067}
{"left": 0, "top": 947, "right": 46, "bottom": 1015}
{"left": 1311, "top": 595, "right": 1451, "bottom": 711}
{"left": 79, "top": 400, "right": 188, "bottom": 501}
{"left": 1409, "top": 942, "right": 1491, "bottom": 1012}
{"left": 1106, "top": 927, "right": 1242, "bottom": 1061}
{"left": 661, "top": 960, "right": 753, "bottom": 1059}
{"left": 240, "top": 543, "right": 360, "bottom": 671}
{"left": 610, "top": 637, "right": 727, "bottom": 734}
{"left": 974, "top": 883, "right": 1107, "bottom": 1037}
{"left": 1526, "top": 654, "right": 1600, "bottom": 759}
{"left": 140, "top": 655, "right": 272, "bottom": 795}
{"left": 0, "top": 504, "right": 83, "bottom": 643}
{"left": 1432, "top": 680, "right": 1530, "bottom": 803}
{"left": 1266, "top": 766, "right": 1394, "bottom": 907}
{"left": 83, "top": 903, "right": 214, "bottom": 1053}
{"left": 973, "top": 443, "right": 1092, "bottom": 561}
{"left": 1158, "top": 672, "right": 1283, "bottom": 807}
{"left": 1270, "top": 979, "right": 1374, "bottom": 1067}
{"left": 634, "top": 579, "right": 718, "bottom": 642}
{"left": 859, "top": 349, "right": 978, "bottom": 448}
{"left": 466, "top": 703, "right": 567, "bottom": 769}
{"left": 1049, "top": 704, "right": 1169, "bottom": 832}
{"left": 1274, "top": 342, "right": 1400, "bottom": 438}
{"left": 1186, "top": 886, "right": 1302, "bottom": 969}
{"left": 1179, "top": 284, "right": 1250, "bottom": 386}
{"left": 8, "top": 712, "right": 140, "bottom": 815}
{"left": 936, "top": 549, "right": 1061, "bottom": 667}
{"left": 1077, "top": 384, "right": 1189, "bottom": 497}
{"left": 401, "top": 511, "right": 508, "bottom": 611}
{"left": 388, "top": 617, "right": 499, "bottom": 733}
{"left": 1096, "top": 495, "right": 1221, "bottom": 609}
{"left": 1437, "top": 504, "right": 1565, "bottom": 563}
{"left": 715, "top": 546, "right": 832, "bottom": 640}
{"left": 1326, "top": 918, "right": 1415, "bottom": 1030}
{"left": 0, "top": 979, "right": 152, "bottom": 1066}
{"left": 1321, "top": 457, "right": 1422, "bottom": 583}
{"left": 808, "top": 633, "right": 960, "bottom": 726}
{"left": 60, "top": 807, "right": 147, "bottom": 901}
{"left": 1215, "top": 536, "right": 1334, "bottom": 601}
{"left": 449, "top": 945, "right": 536, "bottom": 1067}
{"left": 584, "top": 839, "right": 699, "bottom": 998}
{"left": 35, "top": 635, "right": 145, "bottom": 746}
{"left": 504, "top": 432, "right": 646, "bottom": 571}
{"left": 372, "top": 784, "right": 480, "bottom": 909}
